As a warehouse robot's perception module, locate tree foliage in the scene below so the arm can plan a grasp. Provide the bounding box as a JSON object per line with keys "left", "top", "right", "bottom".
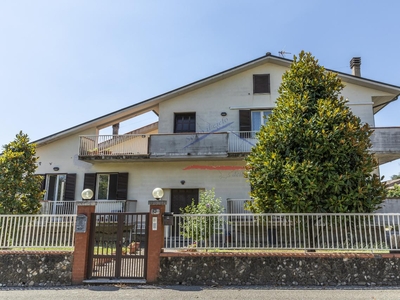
{"left": 0, "top": 131, "right": 44, "bottom": 214}
{"left": 245, "top": 51, "right": 386, "bottom": 213}
{"left": 387, "top": 184, "right": 400, "bottom": 198}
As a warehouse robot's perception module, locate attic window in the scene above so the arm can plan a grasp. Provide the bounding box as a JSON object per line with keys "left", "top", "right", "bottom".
{"left": 253, "top": 74, "right": 270, "bottom": 94}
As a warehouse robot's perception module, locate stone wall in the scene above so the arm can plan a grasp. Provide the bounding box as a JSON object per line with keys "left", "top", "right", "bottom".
{"left": 0, "top": 251, "right": 72, "bottom": 287}
{"left": 158, "top": 252, "right": 400, "bottom": 286}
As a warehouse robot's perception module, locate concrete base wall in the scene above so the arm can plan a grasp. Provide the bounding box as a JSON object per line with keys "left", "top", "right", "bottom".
{"left": 0, "top": 251, "right": 72, "bottom": 287}
{"left": 158, "top": 252, "right": 400, "bottom": 287}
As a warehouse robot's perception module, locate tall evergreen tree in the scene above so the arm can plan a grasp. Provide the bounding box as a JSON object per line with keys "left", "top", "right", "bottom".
{"left": 245, "top": 51, "right": 386, "bottom": 213}
{"left": 0, "top": 131, "right": 44, "bottom": 214}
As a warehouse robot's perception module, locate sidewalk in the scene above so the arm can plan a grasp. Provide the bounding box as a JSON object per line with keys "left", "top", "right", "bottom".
{"left": 1, "top": 285, "right": 400, "bottom": 300}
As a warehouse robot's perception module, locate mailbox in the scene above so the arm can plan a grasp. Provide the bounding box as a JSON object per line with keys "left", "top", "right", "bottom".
{"left": 163, "top": 212, "right": 174, "bottom": 226}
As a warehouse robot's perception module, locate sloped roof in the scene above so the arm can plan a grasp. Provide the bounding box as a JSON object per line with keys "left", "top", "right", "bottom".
{"left": 34, "top": 53, "right": 400, "bottom": 146}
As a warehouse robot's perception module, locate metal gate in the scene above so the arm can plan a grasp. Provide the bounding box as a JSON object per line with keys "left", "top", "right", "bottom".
{"left": 87, "top": 212, "right": 148, "bottom": 280}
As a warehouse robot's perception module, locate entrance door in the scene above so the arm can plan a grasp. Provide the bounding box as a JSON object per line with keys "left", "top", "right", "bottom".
{"left": 171, "top": 189, "right": 199, "bottom": 214}
{"left": 87, "top": 212, "right": 148, "bottom": 280}
{"left": 170, "top": 189, "right": 199, "bottom": 238}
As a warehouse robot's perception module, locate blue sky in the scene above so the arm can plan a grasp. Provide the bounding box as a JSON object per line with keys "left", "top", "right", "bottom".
{"left": 0, "top": 0, "right": 399, "bottom": 179}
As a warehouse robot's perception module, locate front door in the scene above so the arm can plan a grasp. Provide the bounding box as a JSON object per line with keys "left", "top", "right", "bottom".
{"left": 87, "top": 212, "right": 148, "bottom": 280}
{"left": 170, "top": 189, "right": 199, "bottom": 214}
{"left": 170, "top": 189, "right": 199, "bottom": 238}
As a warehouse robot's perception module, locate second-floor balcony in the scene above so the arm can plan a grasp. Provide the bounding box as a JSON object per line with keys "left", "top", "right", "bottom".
{"left": 78, "top": 127, "right": 400, "bottom": 163}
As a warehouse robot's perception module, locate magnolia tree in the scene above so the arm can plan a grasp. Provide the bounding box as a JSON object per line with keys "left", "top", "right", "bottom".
{"left": 245, "top": 51, "right": 386, "bottom": 213}
{"left": 180, "top": 189, "right": 224, "bottom": 247}
{"left": 0, "top": 131, "right": 44, "bottom": 214}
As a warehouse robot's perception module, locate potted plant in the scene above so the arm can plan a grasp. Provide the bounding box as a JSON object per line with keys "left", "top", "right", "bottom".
{"left": 129, "top": 241, "right": 141, "bottom": 254}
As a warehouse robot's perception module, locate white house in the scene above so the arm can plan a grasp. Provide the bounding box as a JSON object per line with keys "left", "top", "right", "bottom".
{"left": 34, "top": 53, "right": 400, "bottom": 214}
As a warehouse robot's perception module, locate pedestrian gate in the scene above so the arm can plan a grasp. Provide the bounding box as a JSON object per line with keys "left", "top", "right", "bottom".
{"left": 87, "top": 212, "right": 148, "bottom": 279}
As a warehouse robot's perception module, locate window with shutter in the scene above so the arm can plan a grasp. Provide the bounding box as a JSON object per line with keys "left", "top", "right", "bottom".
{"left": 84, "top": 172, "right": 129, "bottom": 200}
{"left": 253, "top": 74, "right": 270, "bottom": 94}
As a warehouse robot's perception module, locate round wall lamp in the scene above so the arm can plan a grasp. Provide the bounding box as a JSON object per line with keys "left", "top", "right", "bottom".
{"left": 81, "top": 188, "right": 94, "bottom": 200}
{"left": 53, "top": 167, "right": 60, "bottom": 171}
{"left": 180, "top": 180, "right": 185, "bottom": 185}
{"left": 221, "top": 112, "right": 227, "bottom": 116}
{"left": 152, "top": 187, "right": 164, "bottom": 200}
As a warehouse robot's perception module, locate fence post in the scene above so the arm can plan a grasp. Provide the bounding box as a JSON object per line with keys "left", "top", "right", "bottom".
{"left": 71, "top": 201, "right": 96, "bottom": 285}
{"left": 146, "top": 200, "right": 167, "bottom": 283}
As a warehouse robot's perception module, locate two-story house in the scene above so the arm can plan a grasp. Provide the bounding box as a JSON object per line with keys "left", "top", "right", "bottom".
{"left": 34, "top": 53, "right": 400, "bottom": 214}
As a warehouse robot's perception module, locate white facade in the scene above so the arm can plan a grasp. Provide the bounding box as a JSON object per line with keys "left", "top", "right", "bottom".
{"left": 34, "top": 54, "right": 400, "bottom": 214}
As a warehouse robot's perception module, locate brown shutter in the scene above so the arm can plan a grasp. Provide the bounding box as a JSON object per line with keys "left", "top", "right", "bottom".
{"left": 65, "top": 173, "right": 76, "bottom": 201}
{"left": 253, "top": 74, "right": 270, "bottom": 93}
{"left": 116, "top": 172, "right": 129, "bottom": 200}
{"left": 239, "top": 110, "right": 251, "bottom": 132}
{"left": 83, "top": 173, "right": 96, "bottom": 200}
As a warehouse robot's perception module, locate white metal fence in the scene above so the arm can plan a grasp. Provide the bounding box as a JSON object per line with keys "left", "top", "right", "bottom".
{"left": 0, "top": 215, "right": 76, "bottom": 249}
{"left": 164, "top": 213, "right": 400, "bottom": 251}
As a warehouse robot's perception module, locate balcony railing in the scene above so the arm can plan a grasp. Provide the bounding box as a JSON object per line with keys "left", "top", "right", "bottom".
{"left": 79, "top": 135, "right": 149, "bottom": 156}
{"left": 227, "top": 199, "right": 253, "bottom": 214}
{"left": 40, "top": 200, "right": 137, "bottom": 215}
{"left": 79, "top": 128, "right": 400, "bottom": 162}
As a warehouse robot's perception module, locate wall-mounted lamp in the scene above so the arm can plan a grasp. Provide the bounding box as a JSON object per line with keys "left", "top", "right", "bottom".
{"left": 81, "top": 188, "right": 93, "bottom": 200}
{"left": 221, "top": 112, "right": 227, "bottom": 116}
{"left": 180, "top": 180, "right": 185, "bottom": 185}
{"left": 152, "top": 187, "right": 164, "bottom": 200}
{"left": 53, "top": 167, "right": 60, "bottom": 171}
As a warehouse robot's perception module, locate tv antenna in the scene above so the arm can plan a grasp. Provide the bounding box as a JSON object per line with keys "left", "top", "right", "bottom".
{"left": 278, "top": 50, "right": 291, "bottom": 58}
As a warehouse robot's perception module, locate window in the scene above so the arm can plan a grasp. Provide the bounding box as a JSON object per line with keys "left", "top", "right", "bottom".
{"left": 253, "top": 74, "right": 270, "bottom": 94}
{"left": 83, "top": 172, "right": 129, "bottom": 200}
{"left": 174, "top": 113, "right": 196, "bottom": 133}
{"left": 96, "top": 173, "right": 118, "bottom": 200}
{"left": 41, "top": 173, "right": 76, "bottom": 201}
{"left": 45, "top": 174, "right": 66, "bottom": 201}
{"left": 251, "top": 111, "right": 272, "bottom": 132}
{"left": 239, "top": 110, "right": 272, "bottom": 137}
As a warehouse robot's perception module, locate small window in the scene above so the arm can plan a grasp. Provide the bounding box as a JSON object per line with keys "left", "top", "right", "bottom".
{"left": 174, "top": 113, "right": 196, "bottom": 133}
{"left": 253, "top": 74, "right": 270, "bottom": 94}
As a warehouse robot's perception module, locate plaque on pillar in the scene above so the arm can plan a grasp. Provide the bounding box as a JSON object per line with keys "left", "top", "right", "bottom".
{"left": 75, "top": 214, "right": 88, "bottom": 233}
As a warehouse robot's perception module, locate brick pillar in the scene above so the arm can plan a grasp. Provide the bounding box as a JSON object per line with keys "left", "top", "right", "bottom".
{"left": 146, "top": 200, "right": 167, "bottom": 283}
{"left": 71, "top": 202, "right": 96, "bottom": 285}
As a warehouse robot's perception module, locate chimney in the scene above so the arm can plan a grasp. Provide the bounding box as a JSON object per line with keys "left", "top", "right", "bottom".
{"left": 350, "top": 57, "right": 361, "bottom": 77}
{"left": 112, "top": 123, "right": 120, "bottom": 135}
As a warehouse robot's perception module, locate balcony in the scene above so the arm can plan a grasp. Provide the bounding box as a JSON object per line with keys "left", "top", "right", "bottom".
{"left": 78, "top": 128, "right": 400, "bottom": 163}
{"left": 370, "top": 127, "right": 400, "bottom": 164}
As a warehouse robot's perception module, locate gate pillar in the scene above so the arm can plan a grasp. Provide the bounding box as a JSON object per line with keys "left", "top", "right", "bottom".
{"left": 72, "top": 202, "right": 96, "bottom": 285}
{"left": 146, "top": 200, "right": 167, "bottom": 283}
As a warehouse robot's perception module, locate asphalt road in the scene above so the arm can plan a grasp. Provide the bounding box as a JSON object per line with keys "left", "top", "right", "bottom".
{"left": 1, "top": 285, "right": 400, "bottom": 300}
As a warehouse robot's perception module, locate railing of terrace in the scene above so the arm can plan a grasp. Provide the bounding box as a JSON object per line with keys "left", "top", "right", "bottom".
{"left": 40, "top": 200, "right": 128, "bottom": 215}
{"left": 228, "top": 131, "right": 257, "bottom": 153}
{"left": 79, "top": 135, "right": 149, "bottom": 156}
{"left": 164, "top": 213, "right": 400, "bottom": 251}
{"left": 0, "top": 215, "right": 76, "bottom": 249}
{"left": 226, "top": 199, "right": 253, "bottom": 214}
